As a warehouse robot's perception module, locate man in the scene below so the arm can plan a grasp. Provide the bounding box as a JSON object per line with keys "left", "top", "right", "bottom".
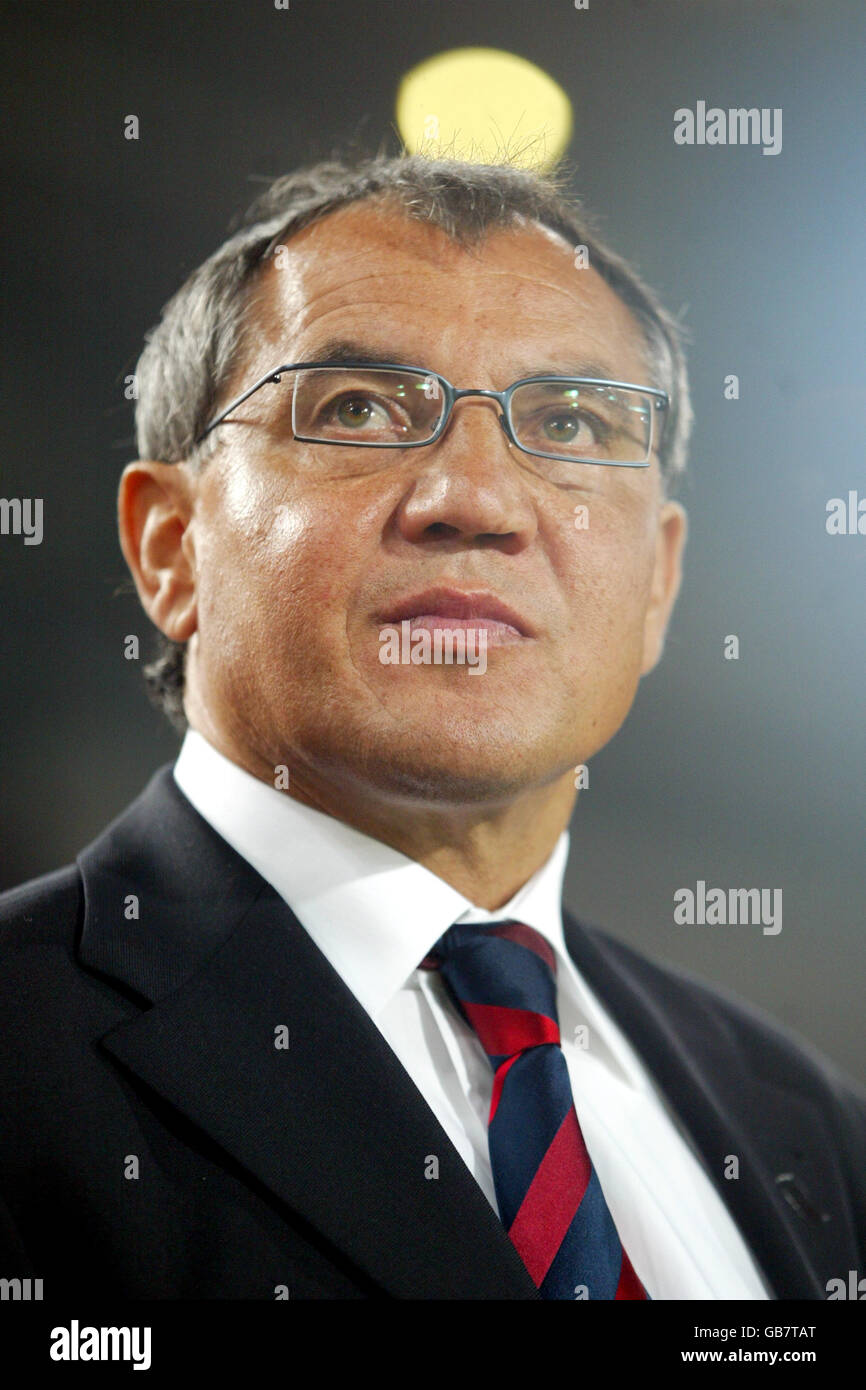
{"left": 1, "top": 154, "right": 863, "bottom": 1301}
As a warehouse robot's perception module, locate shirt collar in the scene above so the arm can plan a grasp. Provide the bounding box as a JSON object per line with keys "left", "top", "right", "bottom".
{"left": 173, "top": 729, "right": 571, "bottom": 1020}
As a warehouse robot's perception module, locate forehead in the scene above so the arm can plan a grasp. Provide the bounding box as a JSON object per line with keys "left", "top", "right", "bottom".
{"left": 238, "top": 198, "right": 653, "bottom": 386}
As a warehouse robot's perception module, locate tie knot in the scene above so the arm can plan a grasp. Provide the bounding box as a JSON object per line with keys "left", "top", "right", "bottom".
{"left": 424, "top": 920, "right": 560, "bottom": 1061}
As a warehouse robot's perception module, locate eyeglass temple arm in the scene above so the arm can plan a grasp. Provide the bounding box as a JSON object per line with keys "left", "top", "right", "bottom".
{"left": 195, "top": 367, "right": 293, "bottom": 445}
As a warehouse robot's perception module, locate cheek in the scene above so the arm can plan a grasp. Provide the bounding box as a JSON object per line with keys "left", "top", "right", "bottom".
{"left": 265, "top": 494, "right": 378, "bottom": 636}
{"left": 196, "top": 474, "right": 368, "bottom": 667}
{"left": 556, "top": 503, "right": 657, "bottom": 663}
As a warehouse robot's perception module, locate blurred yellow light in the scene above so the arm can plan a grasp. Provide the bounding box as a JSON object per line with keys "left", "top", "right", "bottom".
{"left": 396, "top": 47, "right": 572, "bottom": 172}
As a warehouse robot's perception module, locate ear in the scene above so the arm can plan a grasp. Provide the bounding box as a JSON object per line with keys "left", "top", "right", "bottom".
{"left": 118, "top": 461, "right": 198, "bottom": 642}
{"left": 641, "top": 498, "right": 687, "bottom": 675}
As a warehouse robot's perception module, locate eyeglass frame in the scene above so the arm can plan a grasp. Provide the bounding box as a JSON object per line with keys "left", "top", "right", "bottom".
{"left": 193, "top": 360, "right": 670, "bottom": 468}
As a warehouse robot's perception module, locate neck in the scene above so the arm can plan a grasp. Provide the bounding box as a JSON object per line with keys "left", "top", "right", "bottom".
{"left": 187, "top": 721, "right": 576, "bottom": 911}
{"left": 288, "top": 771, "right": 576, "bottom": 910}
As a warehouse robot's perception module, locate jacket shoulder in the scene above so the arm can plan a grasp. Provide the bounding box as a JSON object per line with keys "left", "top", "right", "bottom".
{"left": 0, "top": 864, "right": 82, "bottom": 948}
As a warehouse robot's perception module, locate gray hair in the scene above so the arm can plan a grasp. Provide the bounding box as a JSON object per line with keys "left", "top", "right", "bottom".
{"left": 133, "top": 152, "right": 693, "bottom": 732}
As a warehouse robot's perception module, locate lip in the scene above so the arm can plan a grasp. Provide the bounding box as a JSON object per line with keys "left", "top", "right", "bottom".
{"left": 375, "top": 587, "right": 536, "bottom": 639}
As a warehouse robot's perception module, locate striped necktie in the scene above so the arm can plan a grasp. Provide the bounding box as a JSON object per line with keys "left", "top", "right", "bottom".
{"left": 423, "top": 919, "right": 649, "bottom": 1299}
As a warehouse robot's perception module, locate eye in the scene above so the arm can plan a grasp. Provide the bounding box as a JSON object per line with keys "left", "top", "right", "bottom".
{"left": 312, "top": 389, "right": 415, "bottom": 441}
{"left": 544, "top": 410, "right": 591, "bottom": 444}
{"left": 538, "top": 408, "right": 606, "bottom": 449}
{"left": 332, "top": 393, "right": 391, "bottom": 429}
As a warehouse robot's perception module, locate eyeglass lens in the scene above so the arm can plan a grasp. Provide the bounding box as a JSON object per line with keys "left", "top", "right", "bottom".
{"left": 281, "top": 366, "right": 654, "bottom": 464}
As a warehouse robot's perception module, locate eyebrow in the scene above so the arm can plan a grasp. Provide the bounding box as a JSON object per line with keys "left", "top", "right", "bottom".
{"left": 298, "top": 337, "right": 633, "bottom": 384}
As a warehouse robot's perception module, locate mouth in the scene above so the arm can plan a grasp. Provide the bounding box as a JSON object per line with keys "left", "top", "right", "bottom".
{"left": 375, "top": 587, "right": 536, "bottom": 643}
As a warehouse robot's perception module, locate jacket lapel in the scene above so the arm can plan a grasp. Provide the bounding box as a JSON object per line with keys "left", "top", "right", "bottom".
{"left": 79, "top": 765, "right": 839, "bottom": 1300}
{"left": 562, "top": 911, "right": 844, "bottom": 1299}
{"left": 78, "top": 767, "right": 538, "bottom": 1300}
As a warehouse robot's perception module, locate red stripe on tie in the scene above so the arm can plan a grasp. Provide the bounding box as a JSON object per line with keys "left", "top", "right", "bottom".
{"left": 462, "top": 1003, "right": 560, "bottom": 1057}
{"left": 487, "top": 922, "right": 557, "bottom": 975}
{"left": 615, "top": 1248, "right": 646, "bottom": 1300}
{"left": 489, "top": 1054, "right": 520, "bottom": 1123}
{"left": 507, "top": 1107, "right": 591, "bottom": 1287}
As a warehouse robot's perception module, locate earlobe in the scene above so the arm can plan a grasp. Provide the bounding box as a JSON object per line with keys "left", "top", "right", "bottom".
{"left": 640, "top": 500, "right": 687, "bottom": 675}
{"left": 118, "top": 461, "right": 198, "bottom": 642}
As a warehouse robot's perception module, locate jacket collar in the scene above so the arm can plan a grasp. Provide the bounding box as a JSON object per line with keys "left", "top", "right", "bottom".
{"left": 78, "top": 765, "right": 539, "bottom": 1300}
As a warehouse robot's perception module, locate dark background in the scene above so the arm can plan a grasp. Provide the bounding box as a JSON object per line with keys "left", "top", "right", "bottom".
{"left": 1, "top": 0, "right": 864, "bottom": 1080}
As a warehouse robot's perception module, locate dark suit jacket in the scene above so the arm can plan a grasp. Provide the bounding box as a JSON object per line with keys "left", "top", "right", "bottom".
{"left": 1, "top": 766, "right": 864, "bottom": 1299}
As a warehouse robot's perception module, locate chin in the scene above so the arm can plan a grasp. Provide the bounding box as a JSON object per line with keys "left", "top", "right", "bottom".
{"left": 352, "top": 757, "right": 539, "bottom": 807}
{"left": 326, "top": 707, "right": 573, "bottom": 806}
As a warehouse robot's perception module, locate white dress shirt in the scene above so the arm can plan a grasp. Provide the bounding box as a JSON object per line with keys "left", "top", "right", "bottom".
{"left": 174, "top": 729, "right": 770, "bottom": 1300}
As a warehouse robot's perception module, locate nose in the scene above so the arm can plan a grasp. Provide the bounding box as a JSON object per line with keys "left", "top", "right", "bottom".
{"left": 448, "top": 389, "right": 521, "bottom": 451}
{"left": 393, "top": 394, "right": 538, "bottom": 554}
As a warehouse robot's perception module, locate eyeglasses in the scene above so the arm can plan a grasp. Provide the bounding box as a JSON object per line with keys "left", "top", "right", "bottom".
{"left": 194, "top": 361, "right": 669, "bottom": 474}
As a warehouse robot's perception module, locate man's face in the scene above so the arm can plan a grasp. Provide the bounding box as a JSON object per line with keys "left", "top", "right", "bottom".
{"left": 153, "top": 200, "right": 685, "bottom": 804}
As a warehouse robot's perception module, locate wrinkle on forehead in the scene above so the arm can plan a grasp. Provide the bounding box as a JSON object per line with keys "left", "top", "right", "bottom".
{"left": 238, "top": 200, "right": 650, "bottom": 384}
